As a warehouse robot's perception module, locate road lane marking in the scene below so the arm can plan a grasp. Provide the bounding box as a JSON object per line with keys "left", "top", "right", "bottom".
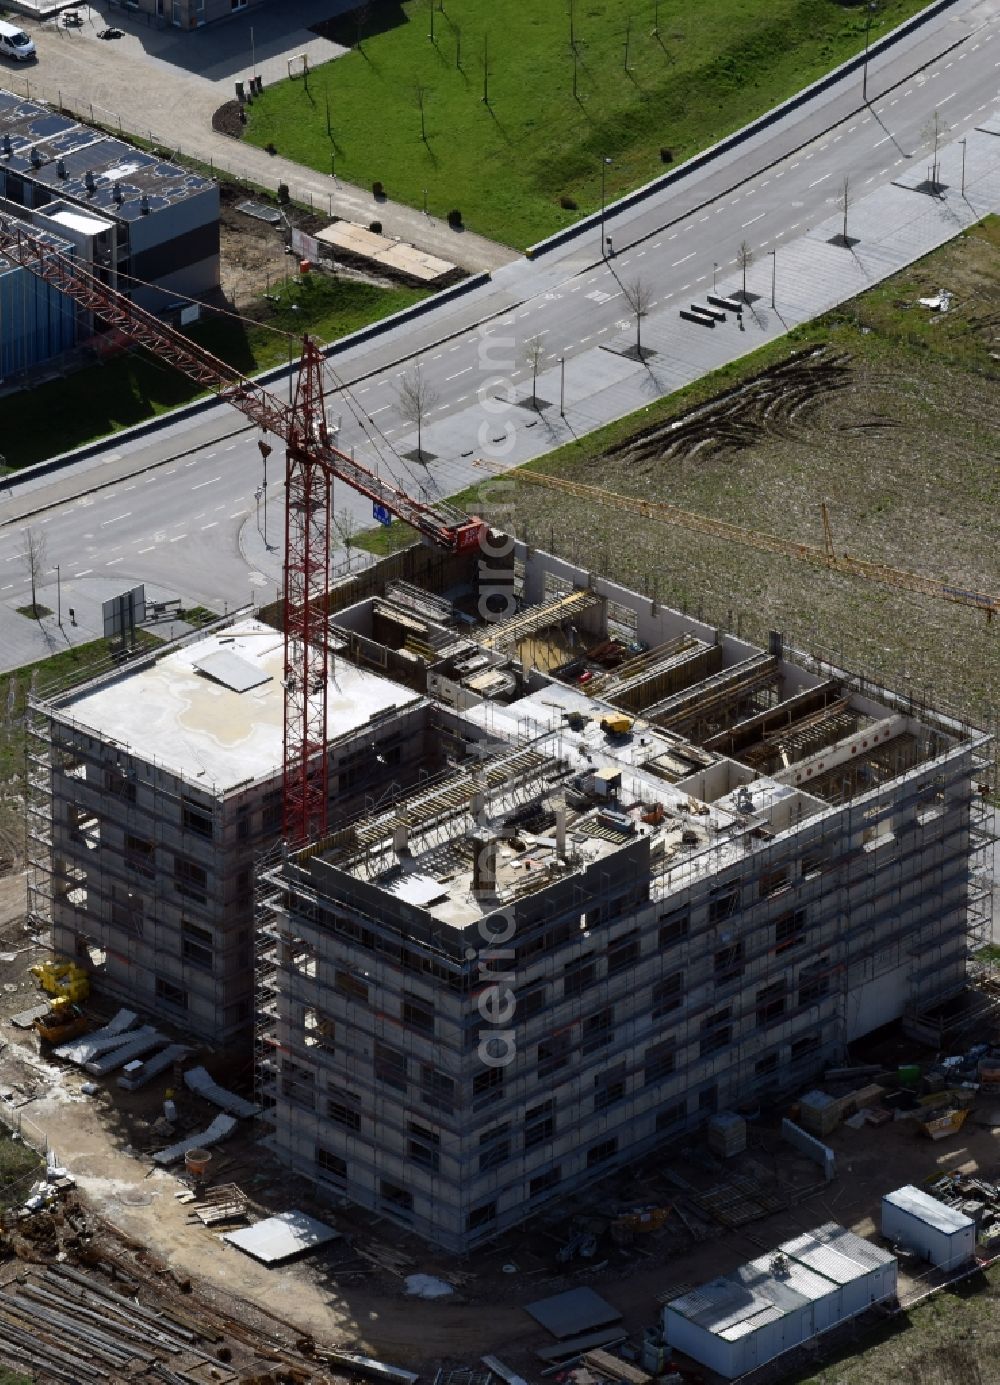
{"left": 672, "top": 252, "right": 695, "bottom": 266}
{"left": 138, "top": 547, "right": 154, "bottom": 554}
{"left": 741, "top": 212, "right": 765, "bottom": 228}
{"left": 101, "top": 513, "right": 132, "bottom": 526}
{"left": 106, "top": 558, "right": 124, "bottom": 566}
{"left": 808, "top": 173, "right": 831, "bottom": 187}
{"left": 74, "top": 569, "right": 93, "bottom": 577}
{"left": 169, "top": 535, "right": 187, "bottom": 543}
{"left": 446, "top": 367, "right": 472, "bottom": 381}
{"left": 192, "top": 476, "right": 221, "bottom": 490}
{"left": 201, "top": 522, "right": 218, "bottom": 531}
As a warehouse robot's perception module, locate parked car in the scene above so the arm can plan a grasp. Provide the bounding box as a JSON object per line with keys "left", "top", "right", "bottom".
{"left": 0, "top": 21, "right": 36, "bottom": 62}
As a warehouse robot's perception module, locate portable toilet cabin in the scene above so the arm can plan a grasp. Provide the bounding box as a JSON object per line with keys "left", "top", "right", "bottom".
{"left": 882, "top": 1185, "right": 976, "bottom": 1270}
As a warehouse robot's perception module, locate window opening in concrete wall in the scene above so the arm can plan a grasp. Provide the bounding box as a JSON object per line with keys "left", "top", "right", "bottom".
{"left": 656, "top": 1101, "right": 686, "bottom": 1132}
{"left": 524, "top": 1098, "right": 555, "bottom": 1149}
{"left": 420, "top": 1063, "right": 455, "bottom": 1113}
{"left": 645, "top": 1041, "right": 676, "bottom": 1086}
{"left": 798, "top": 958, "right": 832, "bottom": 1007}
{"left": 714, "top": 939, "right": 744, "bottom": 983}
{"left": 181, "top": 919, "right": 213, "bottom": 971}
{"left": 326, "top": 1090, "right": 361, "bottom": 1130}
{"left": 303, "top": 1007, "right": 335, "bottom": 1050}
{"left": 607, "top": 928, "right": 640, "bottom": 975}
{"left": 181, "top": 799, "right": 213, "bottom": 839}
{"left": 68, "top": 805, "right": 100, "bottom": 850}
{"left": 659, "top": 907, "right": 690, "bottom": 946}
{"left": 594, "top": 1063, "right": 626, "bottom": 1111}
{"left": 529, "top": 1166, "right": 560, "bottom": 1198}
{"left": 775, "top": 907, "right": 806, "bottom": 953}
{"left": 125, "top": 832, "right": 155, "bottom": 877}
{"left": 466, "top": 1200, "right": 497, "bottom": 1231}
{"left": 402, "top": 990, "right": 435, "bottom": 1034}
{"left": 587, "top": 1136, "right": 618, "bottom": 1168}
{"left": 316, "top": 1147, "right": 347, "bottom": 1184}
{"left": 375, "top": 1040, "right": 408, "bottom": 1092}
{"left": 174, "top": 854, "right": 208, "bottom": 902}
{"left": 407, "top": 1121, "right": 441, "bottom": 1171}
{"left": 478, "top": 1123, "right": 510, "bottom": 1171}
{"left": 581, "top": 1004, "right": 614, "bottom": 1053}
{"left": 652, "top": 970, "right": 683, "bottom": 1018}
{"left": 154, "top": 975, "right": 186, "bottom": 1011}
{"left": 709, "top": 884, "right": 740, "bottom": 923}
{"left": 538, "top": 1031, "right": 572, "bottom": 1077}
{"left": 701, "top": 1008, "right": 732, "bottom": 1056}
{"left": 756, "top": 980, "right": 786, "bottom": 1027}
{"left": 280, "top": 1059, "right": 315, "bottom": 1109}
{"left": 473, "top": 1066, "right": 503, "bottom": 1106}
{"left": 290, "top": 940, "right": 317, "bottom": 978}
{"left": 380, "top": 1179, "right": 413, "bottom": 1215}
{"left": 335, "top": 969, "right": 371, "bottom": 1002}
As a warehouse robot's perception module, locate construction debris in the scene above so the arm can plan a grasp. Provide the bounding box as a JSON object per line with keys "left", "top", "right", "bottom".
{"left": 53, "top": 1008, "right": 137, "bottom": 1064}
{"left": 84, "top": 1029, "right": 168, "bottom": 1076}
{"left": 189, "top": 1183, "right": 248, "bottom": 1227}
{"left": 117, "top": 1042, "right": 190, "bottom": 1090}
{"left": 322, "top": 1348, "right": 419, "bottom": 1385}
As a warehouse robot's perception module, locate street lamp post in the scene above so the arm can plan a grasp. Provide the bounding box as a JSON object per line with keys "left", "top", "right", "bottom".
{"left": 56, "top": 565, "right": 61, "bottom": 627}
{"left": 258, "top": 438, "right": 273, "bottom": 549}
{"left": 960, "top": 137, "right": 967, "bottom": 197}
{"left": 769, "top": 249, "right": 776, "bottom": 309}
{"left": 713, "top": 261, "right": 718, "bottom": 293}
{"left": 863, "top": 2, "right": 877, "bottom": 103}
{"left": 560, "top": 356, "right": 565, "bottom": 416}
{"left": 600, "top": 156, "right": 612, "bottom": 257}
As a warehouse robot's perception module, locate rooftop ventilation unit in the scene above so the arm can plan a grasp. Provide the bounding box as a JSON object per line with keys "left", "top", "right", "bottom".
{"left": 1, "top": 136, "right": 11, "bottom": 159}
{"left": 140, "top": 194, "right": 150, "bottom": 215}
{"left": 29, "top": 147, "right": 41, "bottom": 168}
{"left": 56, "top": 159, "right": 67, "bottom": 179}
{"left": 113, "top": 182, "right": 123, "bottom": 205}
{"left": 84, "top": 169, "right": 96, "bottom": 194}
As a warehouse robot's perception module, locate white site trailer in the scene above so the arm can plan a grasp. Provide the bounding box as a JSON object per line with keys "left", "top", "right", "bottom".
{"left": 882, "top": 1185, "right": 976, "bottom": 1270}
{"left": 663, "top": 1223, "right": 897, "bottom": 1379}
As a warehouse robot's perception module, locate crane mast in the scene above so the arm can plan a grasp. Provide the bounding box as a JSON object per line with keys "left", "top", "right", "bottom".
{"left": 0, "top": 214, "right": 484, "bottom": 844}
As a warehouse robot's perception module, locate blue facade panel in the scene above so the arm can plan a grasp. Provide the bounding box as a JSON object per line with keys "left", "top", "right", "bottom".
{"left": 0, "top": 255, "right": 77, "bottom": 378}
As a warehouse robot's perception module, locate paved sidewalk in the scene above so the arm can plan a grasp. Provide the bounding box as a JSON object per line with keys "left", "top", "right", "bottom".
{"left": 12, "top": 1, "right": 517, "bottom": 273}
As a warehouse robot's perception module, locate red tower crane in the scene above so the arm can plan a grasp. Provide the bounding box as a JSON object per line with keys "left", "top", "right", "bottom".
{"left": 0, "top": 218, "right": 484, "bottom": 845}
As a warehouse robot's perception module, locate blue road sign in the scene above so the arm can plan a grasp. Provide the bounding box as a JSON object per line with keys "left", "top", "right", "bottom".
{"left": 373, "top": 503, "right": 392, "bottom": 527}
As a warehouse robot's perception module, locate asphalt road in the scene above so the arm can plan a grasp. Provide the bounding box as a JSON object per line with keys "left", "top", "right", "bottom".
{"left": 1, "top": 0, "right": 998, "bottom": 667}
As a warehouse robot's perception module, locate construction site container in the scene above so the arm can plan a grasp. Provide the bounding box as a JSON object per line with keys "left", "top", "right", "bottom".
{"left": 882, "top": 1185, "right": 976, "bottom": 1269}
{"left": 664, "top": 1224, "right": 896, "bottom": 1379}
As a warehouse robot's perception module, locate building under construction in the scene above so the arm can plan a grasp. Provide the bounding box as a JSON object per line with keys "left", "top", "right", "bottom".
{"left": 27, "top": 542, "right": 993, "bottom": 1252}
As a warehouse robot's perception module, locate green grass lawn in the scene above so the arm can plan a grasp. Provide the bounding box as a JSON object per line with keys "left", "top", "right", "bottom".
{"left": 245, "top": 0, "right": 931, "bottom": 248}
{"left": 3, "top": 274, "right": 424, "bottom": 471}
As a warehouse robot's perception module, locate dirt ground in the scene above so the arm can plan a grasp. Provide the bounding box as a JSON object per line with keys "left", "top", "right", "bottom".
{"left": 6, "top": 888, "right": 1000, "bottom": 1378}
{"left": 476, "top": 219, "right": 1000, "bottom": 737}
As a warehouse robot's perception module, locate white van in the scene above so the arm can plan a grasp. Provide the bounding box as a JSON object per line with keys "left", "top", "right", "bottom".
{"left": 0, "top": 21, "right": 36, "bottom": 63}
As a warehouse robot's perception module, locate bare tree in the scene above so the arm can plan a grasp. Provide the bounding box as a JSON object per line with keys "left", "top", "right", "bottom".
{"left": 20, "top": 526, "right": 46, "bottom": 616}
{"left": 839, "top": 175, "right": 852, "bottom": 243}
{"left": 737, "top": 240, "right": 753, "bottom": 302}
{"left": 396, "top": 365, "right": 441, "bottom": 462}
{"left": 523, "top": 335, "right": 546, "bottom": 409}
{"left": 413, "top": 81, "right": 431, "bottom": 143}
{"left": 622, "top": 277, "right": 651, "bottom": 361}
{"left": 482, "top": 31, "right": 491, "bottom": 105}
{"left": 624, "top": 13, "right": 632, "bottom": 71}
{"left": 333, "top": 507, "right": 361, "bottom": 558}
{"left": 922, "top": 110, "right": 949, "bottom": 190}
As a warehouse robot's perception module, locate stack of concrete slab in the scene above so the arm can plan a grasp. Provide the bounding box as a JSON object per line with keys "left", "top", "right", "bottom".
{"left": 117, "top": 1043, "right": 189, "bottom": 1091}
{"left": 53, "top": 1009, "right": 138, "bottom": 1065}
{"left": 183, "top": 1065, "right": 259, "bottom": 1118}
{"left": 707, "top": 1111, "right": 748, "bottom": 1158}
{"left": 152, "top": 1113, "right": 238, "bottom": 1166}
{"left": 84, "top": 1029, "right": 168, "bottom": 1076}
{"left": 798, "top": 1090, "right": 841, "bottom": 1137}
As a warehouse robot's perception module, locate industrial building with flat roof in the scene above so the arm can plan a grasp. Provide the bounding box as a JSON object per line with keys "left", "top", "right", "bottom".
{"left": 0, "top": 90, "right": 219, "bottom": 312}
{"left": 27, "top": 542, "right": 993, "bottom": 1250}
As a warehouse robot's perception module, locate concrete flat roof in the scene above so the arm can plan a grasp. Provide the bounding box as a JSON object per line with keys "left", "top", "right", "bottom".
{"left": 56, "top": 618, "right": 420, "bottom": 794}
{"left": 883, "top": 1185, "right": 975, "bottom": 1234}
